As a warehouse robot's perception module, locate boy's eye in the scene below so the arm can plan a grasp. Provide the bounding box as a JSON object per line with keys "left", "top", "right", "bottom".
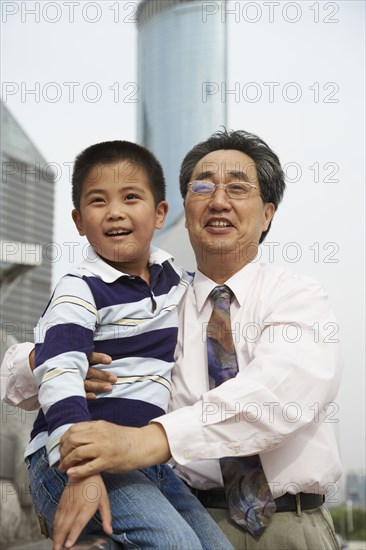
{"left": 125, "top": 193, "right": 139, "bottom": 201}
{"left": 90, "top": 197, "right": 105, "bottom": 204}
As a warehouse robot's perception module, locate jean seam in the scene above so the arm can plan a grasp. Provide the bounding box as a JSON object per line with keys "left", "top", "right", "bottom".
{"left": 157, "top": 464, "right": 170, "bottom": 497}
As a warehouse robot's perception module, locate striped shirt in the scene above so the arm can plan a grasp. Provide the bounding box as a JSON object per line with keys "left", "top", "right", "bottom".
{"left": 26, "top": 246, "right": 193, "bottom": 466}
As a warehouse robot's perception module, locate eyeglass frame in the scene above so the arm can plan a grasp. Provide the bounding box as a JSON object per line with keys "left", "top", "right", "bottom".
{"left": 187, "top": 180, "right": 260, "bottom": 199}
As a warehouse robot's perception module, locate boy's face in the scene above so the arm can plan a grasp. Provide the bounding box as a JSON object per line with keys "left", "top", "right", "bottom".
{"left": 72, "top": 161, "right": 168, "bottom": 277}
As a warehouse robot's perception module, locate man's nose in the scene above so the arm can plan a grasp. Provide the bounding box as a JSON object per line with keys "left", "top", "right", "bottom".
{"left": 208, "top": 186, "right": 231, "bottom": 209}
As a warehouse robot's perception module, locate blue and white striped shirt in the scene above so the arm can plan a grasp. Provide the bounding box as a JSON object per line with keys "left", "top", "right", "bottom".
{"left": 26, "top": 246, "right": 193, "bottom": 466}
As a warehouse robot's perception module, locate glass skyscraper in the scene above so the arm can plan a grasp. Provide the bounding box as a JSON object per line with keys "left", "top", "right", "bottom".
{"left": 137, "top": 0, "right": 227, "bottom": 266}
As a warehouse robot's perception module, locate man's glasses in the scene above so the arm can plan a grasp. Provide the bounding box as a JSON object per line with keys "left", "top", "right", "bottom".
{"left": 188, "top": 180, "right": 258, "bottom": 199}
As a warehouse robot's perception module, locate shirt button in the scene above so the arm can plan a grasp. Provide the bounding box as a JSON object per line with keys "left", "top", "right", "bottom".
{"left": 233, "top": 446, "right": 240, "bottom": 454}
{"left": 183, "top": 450, "right": 191, "bottom": 460}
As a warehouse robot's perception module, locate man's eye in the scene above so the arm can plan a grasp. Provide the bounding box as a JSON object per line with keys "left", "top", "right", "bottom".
{"left": 229, "top": 183, "right": 250, "bottom": 193}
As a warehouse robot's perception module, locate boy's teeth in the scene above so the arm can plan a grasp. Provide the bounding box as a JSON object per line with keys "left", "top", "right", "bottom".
{"left": 107, "top": 230, "right": 130, "bottom": 236}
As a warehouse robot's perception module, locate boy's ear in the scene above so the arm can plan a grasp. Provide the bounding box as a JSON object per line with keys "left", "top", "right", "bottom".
{"left": 72, "top": 209, "right": 85, "bottom": 236}
{"left": 155, "top": 201, "right": 169, "bottom": 230}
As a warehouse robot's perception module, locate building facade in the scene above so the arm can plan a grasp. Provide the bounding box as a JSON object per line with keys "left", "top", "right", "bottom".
{"left": 137, "top": 0, "right": 227, "bottom": 267}
{"left": 1, "top": 102, "right": 55, "bottom": 349}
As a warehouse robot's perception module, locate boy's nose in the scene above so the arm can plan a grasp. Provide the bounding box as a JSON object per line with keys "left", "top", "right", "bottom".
{"left": 107, "top": 204, "right": 125, "bottom": 219}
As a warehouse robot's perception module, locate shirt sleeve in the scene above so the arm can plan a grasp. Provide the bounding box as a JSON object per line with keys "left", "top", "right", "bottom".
{"left": 34, "top": 275, "right": 97, "bottom": 466}
{"left": 155, "top": 274, "right": 343, "bottom": 466}
{"left": 0, "top": 342, "right": 39, "bottom": 410}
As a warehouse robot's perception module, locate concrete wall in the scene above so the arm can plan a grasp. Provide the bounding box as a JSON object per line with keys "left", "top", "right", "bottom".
{"left": 0, "top": 402, "right": 41, "bottom": 548}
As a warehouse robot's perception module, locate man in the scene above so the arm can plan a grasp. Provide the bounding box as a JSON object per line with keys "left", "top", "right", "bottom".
{"left": 2, "top": 130, "right": 342, "bottom": 549}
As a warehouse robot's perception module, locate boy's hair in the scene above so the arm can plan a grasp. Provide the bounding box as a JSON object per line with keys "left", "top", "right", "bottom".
{"left": 179, "top": 129, "right": 286, "bottom": 243}
{"left": 72, "top": 140, "right": 166, "bottom": 210}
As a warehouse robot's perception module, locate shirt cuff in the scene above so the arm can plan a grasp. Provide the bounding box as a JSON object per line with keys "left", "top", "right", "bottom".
{"left": 0, "top": 342, "right": 39, "bottom": 410}
{"left": 47, "top": 424, "right": 74, "bottom": 467}
{"left": 154, "top": 404, "right": 213, "bottom": 465}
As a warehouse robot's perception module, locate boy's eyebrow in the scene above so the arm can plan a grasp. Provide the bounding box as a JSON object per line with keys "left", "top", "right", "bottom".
{"left": 120, "top": 184, "right": 147, "bottom": 193}
{"left": 83, "top": 185, "right": 147, "bottom": 198}
{"left": 193, "top": 170, "right": 251, "bottom": 183}
{"left": 83, "top": 188, "right": 106, "bottom": 198}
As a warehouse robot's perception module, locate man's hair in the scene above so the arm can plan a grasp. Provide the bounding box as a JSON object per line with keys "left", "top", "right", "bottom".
{"left": 179, "top": 129, "right": 286, "bottom": 243}
{"left": 72, "top": 140, "right": 166, "bottom": 210}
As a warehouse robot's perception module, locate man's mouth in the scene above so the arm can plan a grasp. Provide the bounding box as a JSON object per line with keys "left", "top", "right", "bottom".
{"left": 105, "top": 229, "right": 131, "bottom": 236}
{"left": 205, "top": 220, "right": 233, "bottom": 228}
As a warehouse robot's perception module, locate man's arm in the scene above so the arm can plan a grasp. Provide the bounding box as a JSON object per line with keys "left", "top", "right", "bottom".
{"left": 0, "top": 342, "right": 38, "bottom": 410}
{"left": 1, "top": 343, "right": 116, "bottom": 410}
{"left": 59, "top": 421, "right": 170, "bottom": 477}
{"left": 60, "top": 272, "right": 343, "bottom": 478}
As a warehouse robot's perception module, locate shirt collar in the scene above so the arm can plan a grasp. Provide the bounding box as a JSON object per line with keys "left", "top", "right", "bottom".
{"left": 193, "top": 261, "right": 260, "bottom": 312}
{"left": 78, "top": 245, "right": 174, "bottom": 284}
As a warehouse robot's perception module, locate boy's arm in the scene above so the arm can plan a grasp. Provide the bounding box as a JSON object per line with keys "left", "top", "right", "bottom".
{"left": 34, "top": 275, "right": 98, "bottom": 466}
{"left": 53, "top": 473, "right": 112, "bottom": 550}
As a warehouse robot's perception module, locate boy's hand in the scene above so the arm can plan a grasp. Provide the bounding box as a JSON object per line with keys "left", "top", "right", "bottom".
{"left": 52, "top": 474, "right": 112, "bottom": 550}
{"left": 85, "top": 352, "right": 116, "bottom": 398}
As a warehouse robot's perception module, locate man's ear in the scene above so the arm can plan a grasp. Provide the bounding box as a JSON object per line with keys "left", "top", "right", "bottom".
{"left": 262, "top": 203, "right": 275, "bottom": 232}
{"left": 155, "top": 201, "right": 169, "bottom": 230}
{"left": 72, "top": 209, "right": 85, "bottom": 236}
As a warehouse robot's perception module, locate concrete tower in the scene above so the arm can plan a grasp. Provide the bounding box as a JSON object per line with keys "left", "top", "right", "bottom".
{"left": 137, "top": 0, "right": 227, "bottom": 267}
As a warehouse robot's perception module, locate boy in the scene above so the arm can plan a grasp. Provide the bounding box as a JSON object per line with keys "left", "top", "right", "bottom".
{"left": 26, "top": 141, "right": 232, "bottom": 550}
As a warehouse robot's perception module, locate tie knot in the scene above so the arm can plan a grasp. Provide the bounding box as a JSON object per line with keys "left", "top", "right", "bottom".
{"left": 210, "top": 285, "right": 233, "bottom": 304}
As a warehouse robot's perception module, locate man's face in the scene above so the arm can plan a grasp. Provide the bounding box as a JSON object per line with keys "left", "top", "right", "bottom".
{"left": 72, "top": 161, "right": 167, "bottom": 276}
{"left": 184, "top": 149, "right": 274, "bottom": 271}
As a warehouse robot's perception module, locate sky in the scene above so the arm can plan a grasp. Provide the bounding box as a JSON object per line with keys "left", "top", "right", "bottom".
{"left": 1, "top": 0, "right": 365, "bottom": 479}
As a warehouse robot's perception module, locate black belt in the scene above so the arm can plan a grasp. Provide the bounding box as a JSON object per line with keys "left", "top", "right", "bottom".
{"left": 191, "top": 488, "right": 324, "bottom": 512}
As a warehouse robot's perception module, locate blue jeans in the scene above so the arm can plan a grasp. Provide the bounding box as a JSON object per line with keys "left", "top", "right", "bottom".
{"left": 26, "top": 447, "right": 233, "bottom": 550}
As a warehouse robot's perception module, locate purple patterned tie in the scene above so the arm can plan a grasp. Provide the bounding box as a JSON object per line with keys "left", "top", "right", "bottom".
{"left": 207, "top": 285, "right": 276, "bottom": 539}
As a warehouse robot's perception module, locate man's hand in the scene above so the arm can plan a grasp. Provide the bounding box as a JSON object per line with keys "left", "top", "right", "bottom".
{"left": 59, "top": 421, "right": 171, "bottom": 478}
{"left": 52, "top": 474, "right": 112, "bottom": 550}
{"left": 28, "top": 348, "right": 36, "bottom": 371}
{"left": 85, "top": 352, "right": 116, "bottom": 399}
